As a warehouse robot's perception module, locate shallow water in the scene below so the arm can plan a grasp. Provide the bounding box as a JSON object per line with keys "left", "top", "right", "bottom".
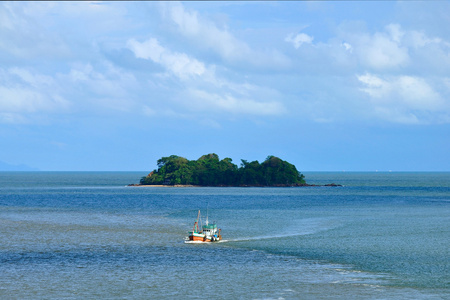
{"left": 0, "top": 172, "right": 448, "bottom": 299}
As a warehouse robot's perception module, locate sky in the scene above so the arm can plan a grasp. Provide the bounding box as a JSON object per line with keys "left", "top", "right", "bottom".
{"left": 0, "top": 1, "right": 449, "bottom": 172}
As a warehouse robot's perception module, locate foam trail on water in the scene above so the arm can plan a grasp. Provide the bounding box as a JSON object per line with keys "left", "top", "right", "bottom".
{"left": 223, "top": 217, "right": 343, "bottom": 243}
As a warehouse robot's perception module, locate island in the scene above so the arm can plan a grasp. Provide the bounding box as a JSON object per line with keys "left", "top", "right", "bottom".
{"left": 133, "top": 153, "right": 341, "bottom": 187}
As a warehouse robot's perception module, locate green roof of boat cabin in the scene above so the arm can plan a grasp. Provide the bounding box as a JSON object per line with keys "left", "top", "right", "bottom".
{"left": 202, "top": 224, "right": 217, "bottom": 229}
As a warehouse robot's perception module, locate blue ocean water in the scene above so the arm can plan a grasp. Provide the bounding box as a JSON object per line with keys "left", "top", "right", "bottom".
{"left": 0, "top": 172, "right": 448, "bottom": 299}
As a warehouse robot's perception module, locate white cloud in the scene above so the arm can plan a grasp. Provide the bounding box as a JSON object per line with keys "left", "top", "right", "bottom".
{"left": 357, "top": 73, "right": 447, "bottom": 123}
{"left": 407, "top": 30, "right": 444, "bottom": 48}
{"left": 127, "top": 38, "right": 206, "bottom": 80}
{"left": 126, "top": 36, "right": 286, "bottom": 118}
{"left": 9, "top": 67, "right": 53, "bottom": 88}
{"left": 358, "top": 73, "right": 442, "bottom": 109}
{"left": 0, "top": 68, "right": 70, "bottom": 123}
{"left": 334, "top": 23, "right": 411, "bottom": 70}
{"left": 338, "top": 23, "right": 450, "bottom": 73}
{"left": 161, "top": 2, "right": 251, "bottom": 61}
{"left": 126, "top": 38, "right": 164, "bottom": 62}
{"left": 159, "top": 2, "right": 289, "bottom": 69}
{"left": 396, "top": 76, "right": 442, "bottom": 110}
{"left": 359, "top": 31, "right": 409, "bottom": 70}
{"left": 163, "top": 2, "right": 200, "bottom": 37}
{"left": 357, "top": 73, "right": 391, "bottom": 99}
{"left": 285, "top": 33, "right": 314, "bottom": 49}
{"left": 386, "top": 23, "right": 404, "bottom": 43}
{"left": 342, "top": 42, "right": 353, "bottom": 53}
{"left": 3, "top": 2, "right": 449, "bottom": 127}
{"left": 61, "top": 61, "right": 140, "bottom": 114}
{"left": 0, "top": 112, "right": 28, "bottom": 124}
{"left": 68, "top": 64, "right": 93, "bottom": 82}
{"left": 0, "top": 86, "right": 48, "bottom": 113}
{"left": 0, "top": 3, "right": 70, "bottom": 59}
{"left": 185, "top": 89, "right": 286, "bottom": 116}
{"left": 0, "top": 85, "right": 69, "bottom": 123}
{"left": 0, "top": 60, "right": 141, "bottom": 125}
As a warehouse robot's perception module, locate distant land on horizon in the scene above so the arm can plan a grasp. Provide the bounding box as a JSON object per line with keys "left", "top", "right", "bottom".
{"left": 0, "top": 161, "right": 39, "bottom": 171}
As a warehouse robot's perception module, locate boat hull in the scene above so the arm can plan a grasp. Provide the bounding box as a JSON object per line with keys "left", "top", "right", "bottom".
{"left": 189, "top": 235, "right": 207, "bottom": 242}
{"left": 188, "top": 234, "right": 220, "bottom": 242}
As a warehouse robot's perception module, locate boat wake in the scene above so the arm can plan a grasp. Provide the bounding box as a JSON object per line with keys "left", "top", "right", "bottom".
{"left": 221, "top": 218, "right": 343, "bottom": 243}
{"left": 221, "top": 233, "right": 305, "bottom": 243}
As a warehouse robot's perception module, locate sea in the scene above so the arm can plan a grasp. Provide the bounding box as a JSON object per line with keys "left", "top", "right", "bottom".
{"left": 0, "top": 171, "right": 448, "bottom": 299}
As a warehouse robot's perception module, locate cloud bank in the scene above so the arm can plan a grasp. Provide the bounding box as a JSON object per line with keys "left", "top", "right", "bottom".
{"left": 0, "top": 1, "right": 449, "bottom": 126}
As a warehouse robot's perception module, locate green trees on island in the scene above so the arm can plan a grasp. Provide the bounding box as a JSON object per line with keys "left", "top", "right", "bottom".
{"left": 140, "top": 154, "right": 306, "bottom": 186}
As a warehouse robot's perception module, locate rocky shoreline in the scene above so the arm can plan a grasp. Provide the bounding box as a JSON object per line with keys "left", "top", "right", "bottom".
{"left": 128, "top": 183, "right": 342, "bottom": 187}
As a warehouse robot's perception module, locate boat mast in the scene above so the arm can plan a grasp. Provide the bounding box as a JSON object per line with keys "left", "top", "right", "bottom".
{"left": 193, "top": 210, "right": 201, "bottom": 233}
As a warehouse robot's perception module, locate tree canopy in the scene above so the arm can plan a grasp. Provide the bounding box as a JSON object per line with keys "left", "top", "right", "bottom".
{"left": 140, "top": 154, "right": 306, "bottom": 186}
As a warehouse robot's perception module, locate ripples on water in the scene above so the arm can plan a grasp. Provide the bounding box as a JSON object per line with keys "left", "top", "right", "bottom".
{"left": 0, "top": 172, "right": 449, "bottom": 299}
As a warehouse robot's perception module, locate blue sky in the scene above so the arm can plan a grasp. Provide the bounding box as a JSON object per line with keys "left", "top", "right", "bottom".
{"left": 0, "top": 1, "right": 449, "bottom": 171}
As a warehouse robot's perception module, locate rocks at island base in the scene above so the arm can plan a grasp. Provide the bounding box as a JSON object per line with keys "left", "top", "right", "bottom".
{"left": 128, "top": 183, "right": 342, "bottom": 187}
{"left": 324, "top": 183, "right": 342, "bottom": 187}
{"left": 268, "top": 183, "right": 342, "bottom": 187}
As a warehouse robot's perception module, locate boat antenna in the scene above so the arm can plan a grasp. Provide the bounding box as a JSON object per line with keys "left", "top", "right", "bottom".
{"left": 198, "top": 209, "right": 203, "bottom": 230}
{"left": 206, "top": 202, "right": 209, "bottom": 225}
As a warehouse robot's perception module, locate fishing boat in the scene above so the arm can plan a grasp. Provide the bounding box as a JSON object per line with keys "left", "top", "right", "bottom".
{"left": 187, "top": 210, "right": 222, "bottom": 242}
